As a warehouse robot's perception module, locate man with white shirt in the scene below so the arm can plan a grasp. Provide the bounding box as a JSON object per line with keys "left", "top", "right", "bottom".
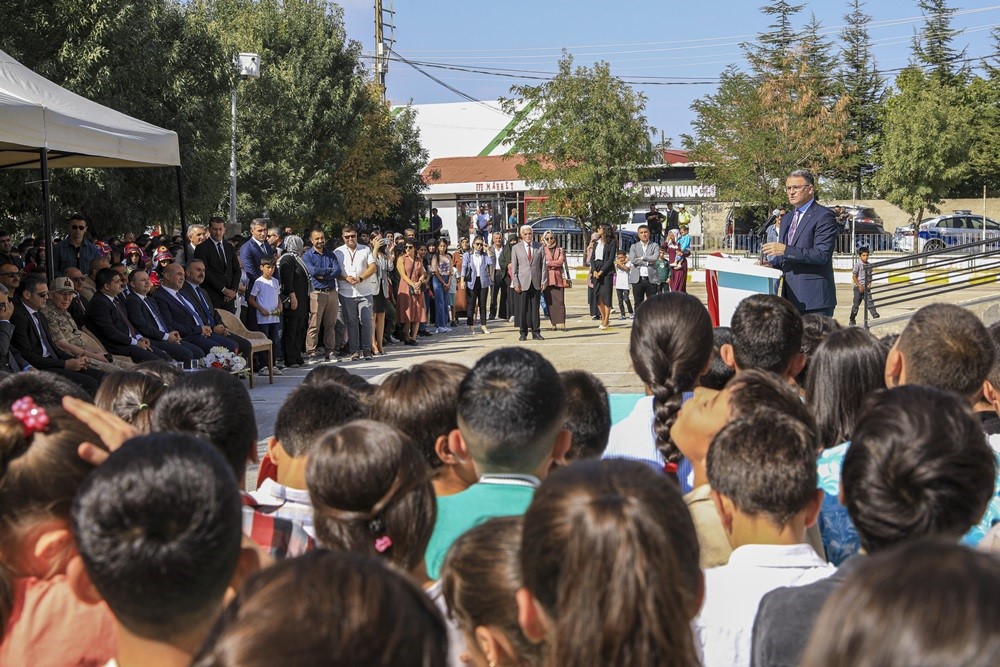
{"left": 239, "top": 219, "right": 276, "bottom": 329}
{"left": 510, "top": 225, "right": 547, "bottom": 341}
{"left": 333, "top": 225, "right": 376, "bottom": 361}
{"left": 124, "top": 270, "right": 204, "bottom": 363}
{"left": 85, "top": 268, "right": 169, "bottom": 363}
{"left": 627, "top": 225, "right": 661, "bottom": 307}
{"left": 153, "top": 262, "right": 241, "bottom": 355}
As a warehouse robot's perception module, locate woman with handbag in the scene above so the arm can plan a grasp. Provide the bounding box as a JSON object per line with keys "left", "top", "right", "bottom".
{"left": 460, "top": 235, "right": 492, "bottom": 335}
{"left": 541, "top": 232, "right": 571, "bottom": 331}
{"left": 370, "top": 232, "right": 393, "bottom": 355}
{"left": 395, "top": 242, "right": 425, "bottom": 346}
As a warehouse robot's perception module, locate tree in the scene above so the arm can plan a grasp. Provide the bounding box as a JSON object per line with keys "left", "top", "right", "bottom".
{"left": 0, "top": 0, "right": 231, "bottom": 235}
{"left": 685, "top": 54, "right": 852, "bottom": 211}
{"left": 800, "top": 13, "right": 839, "bottom": 101}
{"left": 744, "top": 1, "right": 806, "bottom": 77}
{"left": 873, "top": 68, "right": 973, "bottom": 245}
{"left": 499, "top": 53, "right": 653, "bottom": 228}
{"left": 836, "top": 0, "right": 885, "bottom": 197}
{"left": 911, "top": 0, "right": 967, "bottom": 85}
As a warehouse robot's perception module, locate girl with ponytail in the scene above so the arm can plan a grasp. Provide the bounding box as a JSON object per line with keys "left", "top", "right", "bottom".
{"left": 604, "top": 292, "right": 714, "bottom": 473}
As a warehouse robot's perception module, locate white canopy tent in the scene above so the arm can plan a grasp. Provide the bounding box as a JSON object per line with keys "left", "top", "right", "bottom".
{"left": 0, "top": 48, "right": 183, "bottom": 280}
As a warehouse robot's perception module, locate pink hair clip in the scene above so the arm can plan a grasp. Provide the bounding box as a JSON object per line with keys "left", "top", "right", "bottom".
{"left": 374, "top": 536, "right": 393, "bottom": 553}
{"left": 11, "top": 396, "right": 49, "bottom": 438}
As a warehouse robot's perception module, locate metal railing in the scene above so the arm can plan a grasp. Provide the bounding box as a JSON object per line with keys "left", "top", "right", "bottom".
{"left": 860, "top": 236, "right": 1000, "bottom": 328}
{"left": 699, "top": 233, "right": 896, "bottom": 254}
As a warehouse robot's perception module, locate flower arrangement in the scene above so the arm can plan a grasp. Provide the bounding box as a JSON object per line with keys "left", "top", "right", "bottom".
{"left": 204, "top": 346, "right": 248, "bottom": 375}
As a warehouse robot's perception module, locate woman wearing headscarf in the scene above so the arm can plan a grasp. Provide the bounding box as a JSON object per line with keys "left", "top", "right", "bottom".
{"left": 541, "top": 231, "right": 571, "bottom": 331}
{"left": 278, "top": 234, "right": 311, "bottom": 367}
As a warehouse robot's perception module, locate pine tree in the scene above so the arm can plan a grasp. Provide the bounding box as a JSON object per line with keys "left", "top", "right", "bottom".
{"left": 837, "top": 0, "right": 885, "bottom": 197}
{"left": 743, "top": 1, "right": 806, "bottom": 76}
{"left": 911, "top": 0, "right": 968, "bottom": 85}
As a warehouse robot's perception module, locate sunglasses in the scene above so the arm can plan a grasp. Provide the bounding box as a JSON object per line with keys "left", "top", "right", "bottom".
{"left": 34, "top": 291, "right": 49, "bottom": 298}
{"left": 0, "top": 272, "right": 21, "bottom": 278}
{"left": 343, "top": 234, "right": 357, "bottom": 239}
{"left": 70, "top": 225, "right": 86, "bottom": 231}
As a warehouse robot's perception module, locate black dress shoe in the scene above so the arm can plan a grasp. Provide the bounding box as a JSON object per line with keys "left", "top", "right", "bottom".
{"left": 518, "top": 333, "right": 527, "bottom": 341}
{"left": 532, "top": 332, "right": 544, "bottom": 340}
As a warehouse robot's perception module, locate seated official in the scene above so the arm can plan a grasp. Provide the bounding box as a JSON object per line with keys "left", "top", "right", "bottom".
{"left": 9, "top": 273, "right": 106, "bottom": 395}
{"left": 124, "top": 270, "right": 204, "bottom": 363}
{"left": 85, "top": 268, "right": 170, "bottom": 363}
{"left": 152, "top": 263, "right": 240, "bottom": 355}
{"left": 181, "top": 260, "right": 251, "bottom": 359}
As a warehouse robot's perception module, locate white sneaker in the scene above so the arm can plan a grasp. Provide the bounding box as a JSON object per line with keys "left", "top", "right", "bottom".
{"left": 436, "top": 326, "right": 452, "bottom": 333}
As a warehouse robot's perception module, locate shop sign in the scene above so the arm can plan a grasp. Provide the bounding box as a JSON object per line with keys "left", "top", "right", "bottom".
{"left": 642, "top": 183, "right": 717, "bottom": 199}
{"left": 474, "top": 181, "right": 516, "bottom": 192}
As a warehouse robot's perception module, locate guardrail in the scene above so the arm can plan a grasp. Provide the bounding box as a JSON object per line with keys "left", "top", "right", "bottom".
{"left": 859, "top": 236, "right": 1000, "bottom": 328}
{"left": 697, "top": 233, "right": 895, "bottom": 254}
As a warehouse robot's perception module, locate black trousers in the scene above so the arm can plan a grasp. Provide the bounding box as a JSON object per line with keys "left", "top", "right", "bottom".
{"left": 467, "top": 280, "right": 488, "bottom": 326}
{"left": 518, "top": 285, "right": 541, "bottom": 334}
{"left": 283, "top": 315, "right": 307, "bottom": 366}
{"left": 51, "top": 367, "right": 106, "bottom": 397}
{"left": 489, "top": 270, "right": 508, "bottom": 319}
{"left": 631, "top": 277, "right": 658, "bottom": 308}
{"left": 849, "top": 287, "right": 878, "bottom": 322}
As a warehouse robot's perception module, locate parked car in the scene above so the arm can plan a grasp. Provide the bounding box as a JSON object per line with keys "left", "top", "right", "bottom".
{"left": 528, "top": 216, "right": 579, "bottom": 233}
{"left": 526, "top": 216, "right": 637, "bottom": 254}
{"left": 893, "top": 211, "right": 1000, "bottom": 252}
{"left": 833, "top": 205, "right": 893, "bottom": 252}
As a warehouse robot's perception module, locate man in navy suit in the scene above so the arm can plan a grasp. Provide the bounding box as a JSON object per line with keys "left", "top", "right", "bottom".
{"left": 153, "top": 262, "right": 241, "bottom": 355}
{"left": 124, "top": 270, "right": 204, "bottom": 363}
{"left": 182, "top": 259, "right": 252, "bottom": 359}
{"left": 194, "top": 217, "right": 241, "bottom": 313}
{"left": 238, "top": 219, "right": 276, "bottom": 329}
{"left": 762, "top": 169, "right": 838, "bottom": 316}
{"left": 86, "top": 268, "right": 169, "bottom": 363}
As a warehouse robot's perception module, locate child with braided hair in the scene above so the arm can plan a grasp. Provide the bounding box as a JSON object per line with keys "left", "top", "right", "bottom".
{"left": 603, "top": 292, "right": 714, "bottom": 479}
{"left": 0, "top": 399, "right": 114, "bottom": 665}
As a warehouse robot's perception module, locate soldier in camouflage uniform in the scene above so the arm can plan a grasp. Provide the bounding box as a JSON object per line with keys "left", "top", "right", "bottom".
{"left": 43, "top": 277, "right": 131, "bottom": 372}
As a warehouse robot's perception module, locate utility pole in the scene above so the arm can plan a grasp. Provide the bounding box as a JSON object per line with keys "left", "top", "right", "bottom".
{"left": 374, "top": 0, "right": 395, "bottom": 103}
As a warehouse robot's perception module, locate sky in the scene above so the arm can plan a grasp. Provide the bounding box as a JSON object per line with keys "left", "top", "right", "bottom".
{"left": 339, "top": 0, "right": 1000, "bottom": 146}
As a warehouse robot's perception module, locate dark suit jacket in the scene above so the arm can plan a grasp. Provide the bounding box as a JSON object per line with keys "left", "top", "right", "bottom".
{"left": 86, "top": 293, "right": 137, "bottom": 355}
{"left": 152, "top": 288, "right": 204, "bottom": 338}
{"left": 0, "top": 320, "right": 30, "bottom": 372}
{"left": 10, "top": 302, "right": 71, "bottom": 370}
{"left": 239, "top": 239, "right": 275, "bottom": 286}
{"left": 125, "top": 293, "right": 170, "bottom": 341}
{"left": 180, "top": 283, "right": 222, "bottom": 327}
{"left": 194, "top": 239, "right": 241, "bottom": 308}
{"left": 770, "top": 201, "right": 838, "bottom": 312}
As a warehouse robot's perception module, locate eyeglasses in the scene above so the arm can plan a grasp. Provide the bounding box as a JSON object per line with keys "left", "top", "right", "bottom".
{"left": 0, "top": 272, "right": 21, "bottom": 278}
{"left": 71, "top": 276, "right": 86, "bottom": 283}
{"left": 473, "top": 243, "right": 484, "bottom": 247}
{"left": 70, "top": 225, "right": 87, "bottom": 231}
{"left": 405, "top": 245, "right": 415, "bottom": 250}
{"left": 34, "top": 291, "right": 49, "bottom": 298}
{"left": 343, "top": 234, "right": 356, "bottom": 239}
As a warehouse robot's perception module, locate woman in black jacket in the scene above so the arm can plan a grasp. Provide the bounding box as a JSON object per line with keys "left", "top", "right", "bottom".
{"left": 589, "top": 223, "right": 617, "bottom": 329}
{"left": 277, "top": 235, "right": 310, "bottom": 367}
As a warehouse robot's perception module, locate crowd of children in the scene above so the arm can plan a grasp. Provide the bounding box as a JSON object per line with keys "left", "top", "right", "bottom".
{"left": 0, "top": 289, "right": 997, "bottom": 666}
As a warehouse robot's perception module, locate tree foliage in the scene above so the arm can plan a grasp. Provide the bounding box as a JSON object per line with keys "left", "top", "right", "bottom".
{"left": 835, "top": 0, "right": 885, "bottom": 196}
{"left": 0, "top": 0, "right": 429, "bottom": 237}
{"left": 499, "top": 53, "right": 653, "bottom": 228}
{"left": 911, "top": 0, "right": 967, "bottom": 85}
{"left": 873, "top": 68, "right": 973, "bottom": 228}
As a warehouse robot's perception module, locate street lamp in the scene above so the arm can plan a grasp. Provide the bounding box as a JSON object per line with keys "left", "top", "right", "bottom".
{"left": 230, "top": 53, "right": 260, "bottom": 230}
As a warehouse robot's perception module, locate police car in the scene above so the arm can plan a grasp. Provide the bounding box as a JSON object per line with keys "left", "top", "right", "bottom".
{"left": 893, "top": 211, "right": 1000, "bottom": 252}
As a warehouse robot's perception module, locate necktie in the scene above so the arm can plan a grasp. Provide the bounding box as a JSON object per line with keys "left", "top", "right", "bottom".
{"left": 194, "top": 287, "right": 212, "bottom": 322}
{"left": 114, "top": 300, "right": 139, "bottom": 338}
{"left": 33, "top": 312, "right": 55, "bottom": 358}
{"left": 526, "top": 243, "right": 532, "bottom": 263}
{"left": 787, "top": 210, "right": 802, "bottom": 244}
{"left": 145, "top": 298, "right": 167, "bottom": 331}
{"left": 177, "top": 292, "right": 205, "bottom": 326}
{"left": 217, "top": 242, "right": 226, "bottom": 266}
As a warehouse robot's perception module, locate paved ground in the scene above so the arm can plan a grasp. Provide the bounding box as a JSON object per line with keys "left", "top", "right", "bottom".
{"left": 243, "top": 276, "right": 1000, "bottom": 486}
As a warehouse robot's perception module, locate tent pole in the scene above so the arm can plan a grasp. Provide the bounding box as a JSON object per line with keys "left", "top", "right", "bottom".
{"left": 39, "top": 148, "right": 54, "bottom": 284}
{"left": 176, "top": 166, "right": 187, "bottom": 241}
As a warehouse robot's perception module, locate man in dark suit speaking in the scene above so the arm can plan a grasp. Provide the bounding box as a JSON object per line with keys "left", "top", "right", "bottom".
{"left": 762, "top": 169, "right": 838, "bottom": 316}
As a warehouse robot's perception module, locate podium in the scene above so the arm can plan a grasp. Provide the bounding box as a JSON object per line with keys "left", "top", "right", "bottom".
{"left": 704, "top": 255, "right": 782, "bottom": 327}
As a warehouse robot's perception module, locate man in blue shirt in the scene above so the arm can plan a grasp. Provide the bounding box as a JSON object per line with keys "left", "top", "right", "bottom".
{"left": 302, "top": 228, "right": 342, "bottom": 361}
{"left": 53, "top": 215, "right": 102, "bottom": 276}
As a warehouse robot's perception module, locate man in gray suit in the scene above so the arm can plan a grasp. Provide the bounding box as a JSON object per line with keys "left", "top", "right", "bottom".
{"left": 627, "top": 225, "right": 661, "bottom": 307}
{"left": 510, "top": 224, "right": 547, "bottom": 341}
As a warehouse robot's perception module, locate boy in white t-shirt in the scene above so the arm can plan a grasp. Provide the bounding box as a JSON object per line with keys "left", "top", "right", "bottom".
{"left": 613, "top": 251, "right": 633, "bottom": 320}
{"left": 248, "top": 257, "right": 282, "bottom": 375}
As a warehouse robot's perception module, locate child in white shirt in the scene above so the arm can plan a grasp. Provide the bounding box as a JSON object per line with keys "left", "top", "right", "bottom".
{"left": 613, "top": 251, "right": 633, "bottom": 320}
{"left": 248, "top": 258, "right": 281, "bottom": 374}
